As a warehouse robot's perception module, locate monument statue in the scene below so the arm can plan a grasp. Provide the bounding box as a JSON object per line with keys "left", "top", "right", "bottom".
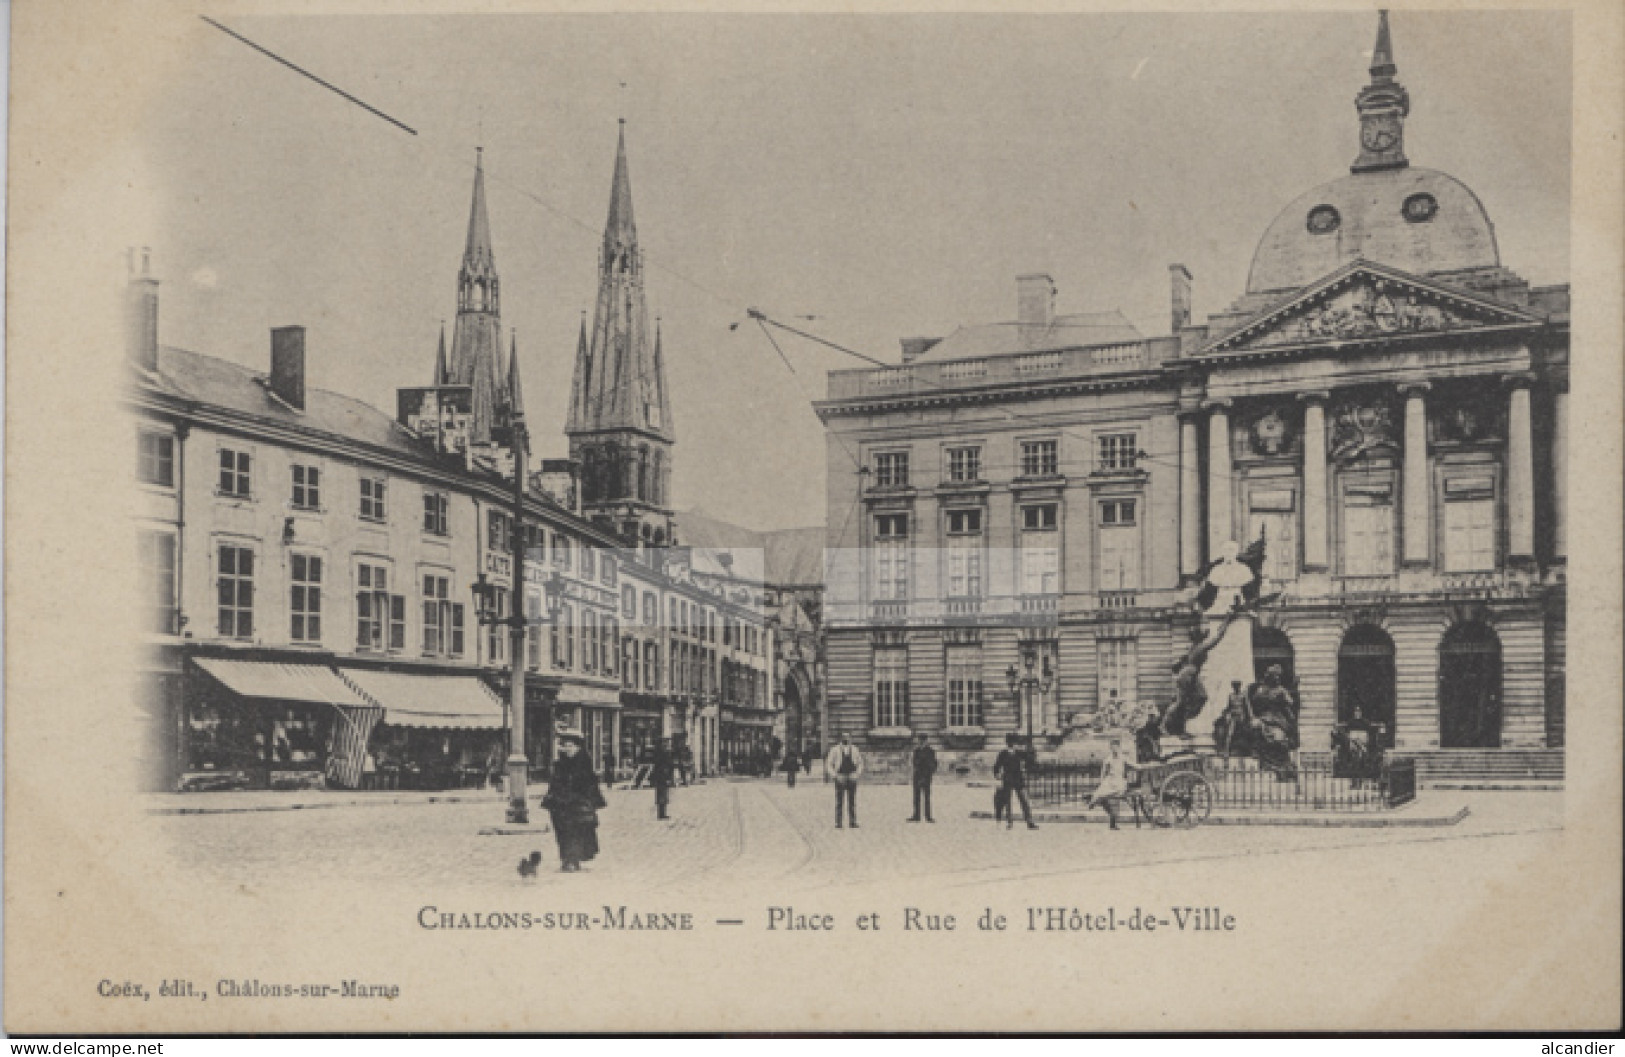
{"left": 1158, "top": 533, "right": 1280, "bottom": 746}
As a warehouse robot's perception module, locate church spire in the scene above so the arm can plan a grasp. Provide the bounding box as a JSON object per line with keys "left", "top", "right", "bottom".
{"left": 1352, "top": 10, "right": 1410, "bottom": 173}
{"left": 433, "top": 323, "right": 448, "bottom": 385}
{"left": 462, "top": 147, "right": 496, "bottom": 292}
{"left": 605, "top": 120, "right": 636, "bottom": 257}
{"left": 444, "top": 148, "right": 508, "bottom": 446}
{"left": 507, "top": 331, "right": 525, "bottom": 420}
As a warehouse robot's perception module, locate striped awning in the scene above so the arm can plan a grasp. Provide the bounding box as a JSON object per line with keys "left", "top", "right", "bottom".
{"left": 338, "top": 669, "right": 505, "bottom": 730}
{"left": 193, "top": 658, "right": 376, "bottom": 709}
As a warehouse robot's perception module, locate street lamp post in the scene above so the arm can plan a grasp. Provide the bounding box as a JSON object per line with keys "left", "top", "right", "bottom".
{"left": 1005, "top": 641, "right": 1055, "bottom": 744}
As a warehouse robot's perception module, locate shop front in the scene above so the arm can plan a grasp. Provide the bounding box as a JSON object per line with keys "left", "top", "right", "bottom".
{"left": 337, "top": 668, "right": 506, "bottom": 790}
{"left": 721, "top": 708, "right": 775, "bottom": 775}
{"left": 552, "top": 683, "right": 622, "bottom": 782}
{"left": 185, "top": 657, "right": 379, "bottom": 791}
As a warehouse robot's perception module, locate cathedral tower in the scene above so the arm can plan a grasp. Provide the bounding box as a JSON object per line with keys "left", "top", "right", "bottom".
{"left": 566, "top": 122, "right": 676, "bottom": 545}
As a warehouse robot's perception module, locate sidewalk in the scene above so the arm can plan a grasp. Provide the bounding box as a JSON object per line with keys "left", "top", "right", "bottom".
{"left": 970, "top": 795, "right": 1470, "bottom": 828}
{"left": 143, "top": 779, "right": 709, "bottom": 815}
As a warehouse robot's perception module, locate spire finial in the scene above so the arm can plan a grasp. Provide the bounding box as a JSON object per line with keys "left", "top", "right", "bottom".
{"left": 1351, "top": 9, "right": 1410, "bottom": 174}
{"left": 1370, "top": 9, "right": 1396, "bottom": 83}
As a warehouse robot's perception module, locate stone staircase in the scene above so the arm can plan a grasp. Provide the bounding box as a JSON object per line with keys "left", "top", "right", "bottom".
{"left": 1405, "top": 748, "right": 1564, "bottom": 786}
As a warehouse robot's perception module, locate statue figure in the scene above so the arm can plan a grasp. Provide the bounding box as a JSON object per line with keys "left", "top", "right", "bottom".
{"left": 1245, "top": 665, "right": 1300, "bottom": 781}
{"left": 1163, "top": 533, "right": 1279, "bottom": 743}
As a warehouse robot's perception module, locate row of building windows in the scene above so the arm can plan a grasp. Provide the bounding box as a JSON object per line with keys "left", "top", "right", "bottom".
{"left": 871, "top": 434, "right": 1140, "bottom": 489}
{"left": 870, "top": 476, "right": 1502, "bottom": 600}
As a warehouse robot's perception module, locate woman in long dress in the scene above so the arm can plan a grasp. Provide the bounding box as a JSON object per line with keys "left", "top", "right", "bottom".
{"left": 541, "top": 731, "right": 605, "bottom": 872}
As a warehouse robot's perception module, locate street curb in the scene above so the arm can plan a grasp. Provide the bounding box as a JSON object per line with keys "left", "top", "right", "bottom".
{"left": 147, "top": 794, "right": 511, "bottom": 816}
{"left": 967, "top": 805, "right": 1471, "bottom": 828}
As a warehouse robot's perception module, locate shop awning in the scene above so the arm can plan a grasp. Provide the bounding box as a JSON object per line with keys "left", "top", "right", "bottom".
{"left": 193, "top": 658, "right": 376, "bottom": 709}
{"left": 337, "top": 669, "right": 505, "bottom": 730}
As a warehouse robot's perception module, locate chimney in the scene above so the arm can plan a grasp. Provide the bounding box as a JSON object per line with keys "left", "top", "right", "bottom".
{"left": 899, "top": 337, "right": 942, "bottom": 364}
{"left": 1169, "top": 264, "right": 1193, "bottom": 333}
{"left": 126, "top": 247, "right": 159, "bottom": 372}
{"left": 1016, "top": 274, "right": 1055, "bottom": 349}
{"left": 269, "top": 326, "right": 306, "bottom": 411}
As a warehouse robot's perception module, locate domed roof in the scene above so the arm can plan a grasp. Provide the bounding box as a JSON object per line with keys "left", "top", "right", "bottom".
{"left": 1246, "top": 166, "right": 1500, "bottom": 294}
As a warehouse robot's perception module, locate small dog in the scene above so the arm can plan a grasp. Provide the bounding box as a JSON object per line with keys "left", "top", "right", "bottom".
{"left": 517, "top": 851, "right": 542, "bottom": 878}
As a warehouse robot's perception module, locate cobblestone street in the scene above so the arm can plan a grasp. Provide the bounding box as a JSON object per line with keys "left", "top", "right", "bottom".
{"left": 156, "top": 778, "right": 1563, "bottom": 898}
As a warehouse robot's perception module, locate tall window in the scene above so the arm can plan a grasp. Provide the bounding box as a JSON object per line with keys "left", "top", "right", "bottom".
{"left": 1021, "top": 504, "right": 1059, "bottom": 595}
{"left": 874, "top": 451, "right": 910, "bottom": 488}
{"left": 645, "top": 641, "right": 660, "bottom": 691}
{"left": 139, "top": 530, "right": 177, "bottom": 633}
{"left": 216, "top": 544, "right": 254, "bottom": 639}
{"left": 525, "top": 589, "right": 543, "bottom": 670}
{"left": 553, "top": 534, "right": 572, "bottom": 569}
{"left": 1097, "top": 433, "right": 1139, "bottom": 472}
{"left": 874, "top": 514, "right": 910, "bottom": 600}
{"left": 359, "top": 476, "right": 387, "bottom": 522}
{"left": 422, "top": 492, "right": 449, "bottom": 536}
{"left": 138, "top": 432, "right": 174, "bottom": 487}
{"left": 1443, "top": 477, "right": 1497, "bottom": 572}
{"left": 1342, "top": 486, "right": 1395, "bottom": 576}
{"left": 946, "top": 446, "right": 982, "bottom": 483}
{"left": 486, "top": 588, "right": 508, "bottom": 663}
{"left": 603, "top": 554, "right": 618, "bottom": 587}
{"left": 873, "top": 649, "right": 909, "bottom": 728}
{"left": 1020, "top": 439, "right": 1058, "bottom": 477}
{"left": 291, "top": 464, "right": 321, "bottom": 510}
{"left": 1248, "top": 491, "right": 1298, "bottom": 583}
{"left": 488, "top": 511, "right": 511, "bottom": 553}
{"left": 583, "top": 610, "right": 599, "bottom": 674}
{"left": 582, "top": 547, "right": 597, "bottom": 580}
{"left": 1098, "top": 638, "right": 1138, "bottom": 713}
{"left": 552, "top": 603, "right": 574, "bottom": 669}
{"left": 643, "top": 592, "right": 658, "bottom": 627}
{"left": 945, "top": 508, "right": 983, "bottom": 597}
{"left": 1097, "top": 499, "right": 1141, "bottom": 591}
{"left": 356, "top": 562, "right": 387, "bottom": 650}
{"left": 423, "top": 573, "right": 454, "bottom": 656}
{"left": 218, "top": 449, "right": 252, "bottom": 498}
{"left": 289, "top": 553, "right": 322, "bottom": 643}
{"left": 604, "top": 617, "right": 619, "bottom": 677}
{"left": 946, "top": 645, "right": 984, "bottom": 727}
{"left": 622, "top": 585, "right": 638, "bottom": 620}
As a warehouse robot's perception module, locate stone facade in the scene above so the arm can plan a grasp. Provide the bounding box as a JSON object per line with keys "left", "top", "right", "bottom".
{"left": 814, "top": 14, "right": 1566, "bottom": 780}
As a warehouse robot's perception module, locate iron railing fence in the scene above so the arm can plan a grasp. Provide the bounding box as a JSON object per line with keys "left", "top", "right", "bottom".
{"left": 1028, "top": 752, "right": 1418, "bottom": 811}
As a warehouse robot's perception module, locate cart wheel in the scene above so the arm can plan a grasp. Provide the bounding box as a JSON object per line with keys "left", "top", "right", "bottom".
{"left": 1160, "top": 771, "right": 1213, "bottom": 829}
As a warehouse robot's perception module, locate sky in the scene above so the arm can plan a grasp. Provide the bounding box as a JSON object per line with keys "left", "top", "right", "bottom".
{"left": 142, "top": 10, "right": 1571, "bottom": 532}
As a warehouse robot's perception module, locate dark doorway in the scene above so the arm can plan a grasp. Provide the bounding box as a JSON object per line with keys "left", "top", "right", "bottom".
{"left": 1439, "top": 622, "right": 1502, "bottom": 748}
{"left": 1338, "top": 624, "right": 1396, "bottom": 749}
{"left": 1252, "top": 626, "right": 1296, "bottom": 689}
{"left": 783, "top": 675, "right": 804, "bottom": 755}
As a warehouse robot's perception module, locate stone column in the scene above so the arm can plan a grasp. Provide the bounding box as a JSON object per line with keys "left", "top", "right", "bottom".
{"left": 1180, "top": 412, "right": 1202, "bottom": 579}
{"left": 1206, "top": 400, "right": 1234, "bottom": 555}
{"left": 1299, "top": 392, "right": 1329, "bottom": 571}
{"left": 1507, "top": 374, "right": 1536, "bottom": 561}
{"left": 1553, "top": 387, "right": 1568, "bottom": 559}
{"left": 1400, "top": 383, "right": 1431, "bottom": 566}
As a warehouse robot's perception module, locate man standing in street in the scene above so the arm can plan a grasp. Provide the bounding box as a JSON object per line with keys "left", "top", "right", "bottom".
{"left": 826, "top": 733, "right": 863, "bottom": 829}
{"left": 907, "top": 732, "right": 937, "bottom": 823}
{"left": 993, "top": 733, "right": 1038, "bottom": 830}
{"left": 651, "top": 737, "right": 675, "bottom": 821}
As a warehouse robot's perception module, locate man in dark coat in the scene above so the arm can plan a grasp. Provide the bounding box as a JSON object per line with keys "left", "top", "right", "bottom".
{"left": 541, "top": 730, "right": 605, "bottom": 872}
{"left": 782, "top": 747, "right": 801, "bottom": 788}
{"left": 906, "top": 733, "right": 937, "bottom": 823}
{"left": 992, "top": 733, "right": 1038, "bottom": 830}
{"left": 651, "top": 738, "right": 675, "bottom": 820}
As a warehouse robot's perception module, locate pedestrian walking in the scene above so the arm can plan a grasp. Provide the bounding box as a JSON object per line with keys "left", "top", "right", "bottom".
{"left": 540, "top": 729, "right": 605, "bottom": 873}
{"left": 993, "top": 733, "right": 1038, "bottom": 830}
{"left": 602, "top": 747, "right": 617, "bottom": 789}
{"left": 802, "top": 749, "right": 814, "bottom": 775}
{"left": 906, "top": 733, "right": 937, "bottom": 823}
{"left": 782, "top": 748, "right": 800, "bottom": 788}
{"left": 651, "top": 738, "right": 675, "bottom": 820}
{"left": 1085, "top": 738, "right": 1131, "bottom": 831}
{"left": 825, "top": 733, "right": 863, "bottom": 828}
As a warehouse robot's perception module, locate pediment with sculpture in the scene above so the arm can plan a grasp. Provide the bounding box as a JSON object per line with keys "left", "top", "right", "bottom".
{"left": 1202, "top": 263, "right": 1540, "bottom": 357}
